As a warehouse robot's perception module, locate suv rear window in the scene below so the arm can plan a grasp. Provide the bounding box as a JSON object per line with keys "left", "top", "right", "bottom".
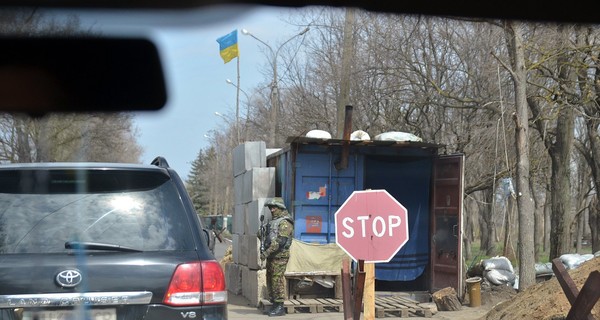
{"left": 0, "top": 169, "right": 194, "bottom": 254}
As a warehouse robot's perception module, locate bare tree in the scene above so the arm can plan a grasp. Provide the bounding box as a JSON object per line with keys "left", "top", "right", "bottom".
{"left": 0, "top": 9, "right": 142, "bottom": 165}
{"left": 503, "top": 20, "right": 536, "bottom": 290}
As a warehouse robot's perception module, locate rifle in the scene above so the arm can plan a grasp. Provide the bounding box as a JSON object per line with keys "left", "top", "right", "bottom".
{"left": 259, "top": 215, "right": 266, "bottom": 254}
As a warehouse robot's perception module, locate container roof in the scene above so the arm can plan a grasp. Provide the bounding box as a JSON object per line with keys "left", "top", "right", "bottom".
{"left": 285, "top": 136, "right": 445, "bottom": 150}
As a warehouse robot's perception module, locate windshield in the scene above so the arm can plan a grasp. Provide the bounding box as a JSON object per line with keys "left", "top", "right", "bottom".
{"left": 0, "top": 3, "right": 598, "bottom": 316}
{"left": 0, "top": 177, "right": 193, "bottom": 253}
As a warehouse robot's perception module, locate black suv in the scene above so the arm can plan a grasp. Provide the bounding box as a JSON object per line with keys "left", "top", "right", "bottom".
{"left": 0, "top": 157, "right": 227, "bottom": 320}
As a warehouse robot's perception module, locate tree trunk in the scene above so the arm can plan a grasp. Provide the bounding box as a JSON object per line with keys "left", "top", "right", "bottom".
{"left": 463, "top": 198, "right": 473, "bottom": 261}
{"left": 575, "top": 212, "right": 584, "bottom": 253}
{"left": 479, "top": 187, "right": 496, "bottom": 256}
{"left": 544, "top": 185, "right": 551, "bottom": 253}
{"left": 548, "top": 25, "right": 576, "bottom": 261}
{"left": 502, "top": 195, "right": 516, "bottom": 261}
{"left": 505, "top": 20, "right": 536, "bottom": 290}
{"left": 15, "top": 116, "right": 32, "bottom": 162}
{"left": 531, "top": 176, "right": 543, "bottom": 262}
{"left": 590, "top": 196, "right": 600, "bottom": 253}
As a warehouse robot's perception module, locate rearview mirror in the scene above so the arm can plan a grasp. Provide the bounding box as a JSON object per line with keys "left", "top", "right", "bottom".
{"left": 0, "top": 36, "right": 167, "bottom": 114}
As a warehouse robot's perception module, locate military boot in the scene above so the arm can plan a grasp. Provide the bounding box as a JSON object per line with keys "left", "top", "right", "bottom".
{"left": 268, "top": 302, "right": 286, "bottom": 317}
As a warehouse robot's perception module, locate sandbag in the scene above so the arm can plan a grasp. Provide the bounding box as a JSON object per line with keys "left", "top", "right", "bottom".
{"left": 484, "top": 268, "right": 516, "bottom": 286}
{"left": 482, "top": 256, "right": 514, "bottom": 273}
{"left": 560, "top": 253, "right": 594, "bottom": 270}
{"left": 535, "top": 262, "right": 553, "bottom": 276}
{"left": 350, "top": 130, "right": 370, "bottom": 141}
{"left": 374, "top": 131, "right": 422, "bottom": 142}
{"left": 306, "top": 129, "right": 331, "bottom": 139}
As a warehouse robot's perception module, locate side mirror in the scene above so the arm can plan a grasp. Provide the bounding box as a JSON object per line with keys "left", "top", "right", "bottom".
{"left": 202, "top": 229, "right": 213, "bottom": 252}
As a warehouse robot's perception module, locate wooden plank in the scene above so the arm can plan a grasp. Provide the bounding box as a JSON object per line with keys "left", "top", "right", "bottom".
{"left": 566, "top": 271, "right": 600, "bottom": 320}
{"left": 374, "top": 295, "right": 432, "bottom": 318}
{"left": 259, "top": 299, "right": 272, "bottom": 313}
{"left": 374, "top": 298, "right": 409, "bottom": 318}
{"left": 364, "top": 263, "right": 375, "bottom": 320}
{"left": 375, "top": 306, "right": 386, "bottom": 318}
{"left": 286, "top": 299, "right": 318, "bottom": 313}
{"left": 314, "top": 298, "right": 343, "bottom": 312}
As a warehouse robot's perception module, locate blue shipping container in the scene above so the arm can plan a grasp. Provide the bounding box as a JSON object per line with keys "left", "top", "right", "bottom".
{"left": 267, "top": 137, "right": 464, "bottom": 293}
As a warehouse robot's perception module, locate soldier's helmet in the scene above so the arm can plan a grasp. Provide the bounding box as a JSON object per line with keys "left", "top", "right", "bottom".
{"left": 264, "top": 197, "right": 287, "bottom": 210}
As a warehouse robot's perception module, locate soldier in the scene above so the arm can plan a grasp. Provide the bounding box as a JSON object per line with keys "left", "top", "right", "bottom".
{"left": 260, "top": 197, "right": 294, "bottom": 317}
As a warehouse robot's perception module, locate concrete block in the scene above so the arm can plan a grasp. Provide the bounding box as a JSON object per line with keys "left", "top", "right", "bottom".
{"left": 232, "top": 234, "right": 241, "bottom": 264}
{"left": 245, "top": 198, "right": 271, "bottom": 236}
{"left": 234, "top": 174, "right": 245, "bottom": 205}
{"left": 233, "top": 141, "right": 266, "bottom": 177}
{"left": 232, "top": 204, "right": 245, "bottom": 235}
{"left": 244, "top": 234, "right": 264, "bottom": 270}
{"left": 239, "top": 233, "right": 249, "bottom": 266}
{"left": 241, "top": 265, "right": 268, "bottom": 307}
{"left": 225, "top": 262, "right": 242, "bottom": 295}
{"left": 242, "top": 167, "right": 275, "bottom": 204}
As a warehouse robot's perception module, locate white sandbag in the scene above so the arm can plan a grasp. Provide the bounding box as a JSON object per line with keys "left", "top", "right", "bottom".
{"left": 484, "top": 269, "right": 516, "bottom": 286}
{"left": 595, "top": 250, "right": 600, "bottom": 258}
{"left": 374, "top": 131, "right": 423, "bottom": 142}
{"left": 482, "top": 256, "right": 514, "bottom": 273}
{"left": 560, "top": 253, "right": 594, "bottom": 270}
{"left": 535, "top": 262, "right": 553, "bottom": 276}
{"left": 350, "top": 130, "right": 370, "bottom": 141}
{"left": 306, "top": 130, "right": 331, "bottom": 139}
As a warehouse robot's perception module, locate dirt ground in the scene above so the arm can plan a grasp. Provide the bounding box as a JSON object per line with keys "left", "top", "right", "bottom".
{"left": 219, "top": 241, "right": 599, "bottom": 320}
{"left": 428, "top": 280, "right": 517, "bottom": 320}
{"left": 482, "top": 256, "right": 600, "bottom": 320}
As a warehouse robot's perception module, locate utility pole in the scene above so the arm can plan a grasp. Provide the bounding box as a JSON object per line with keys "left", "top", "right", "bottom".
{"left": 242, "top": 27, "right": 310, "bottom": 147}
{"left": 337, "top": 8, "right": 355, "bottom": 139}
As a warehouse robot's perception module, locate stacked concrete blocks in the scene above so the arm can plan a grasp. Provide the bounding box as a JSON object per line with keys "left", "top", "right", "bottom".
{"left": 227, "top": 141, "right": 274, "bottom": 307}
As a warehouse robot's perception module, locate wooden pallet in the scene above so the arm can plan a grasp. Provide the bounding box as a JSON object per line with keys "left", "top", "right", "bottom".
{"left": 259, "top": 298, "right": 343, "bottom": 314}
{"left": 374, "top": 296, "right": 433, "bottom": 318}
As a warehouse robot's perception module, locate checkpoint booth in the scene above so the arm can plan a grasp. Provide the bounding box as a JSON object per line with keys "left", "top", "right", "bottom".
{"left": 266, "top": 136, "right": 465, "bottom": 298}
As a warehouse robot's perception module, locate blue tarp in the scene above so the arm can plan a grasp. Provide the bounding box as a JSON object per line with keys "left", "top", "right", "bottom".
{"left": 365, "top": 156, "right": 431, "bottom": 281}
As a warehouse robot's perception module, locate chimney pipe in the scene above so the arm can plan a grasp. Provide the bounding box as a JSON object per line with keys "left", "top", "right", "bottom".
{"left": 335, "top": 105, "right": 353, "bottom": 170}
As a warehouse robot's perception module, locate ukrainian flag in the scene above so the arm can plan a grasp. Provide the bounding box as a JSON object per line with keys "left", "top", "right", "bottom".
{"left": 217, "top": 30, "right": 239, "bottom": 64}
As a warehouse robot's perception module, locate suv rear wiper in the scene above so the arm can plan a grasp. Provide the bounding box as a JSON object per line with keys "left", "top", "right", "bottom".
{"left": 65, "top": 241, "right": 142, "bottom": 252}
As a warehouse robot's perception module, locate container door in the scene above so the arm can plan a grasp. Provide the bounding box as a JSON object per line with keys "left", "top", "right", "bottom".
{"left": 293, "top": 149, "right": 360, "bottom": 244}
{"left": 430, "top": 154, "right": 464, "bottom": 293}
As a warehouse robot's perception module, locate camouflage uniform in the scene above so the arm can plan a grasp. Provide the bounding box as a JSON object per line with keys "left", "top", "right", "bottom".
{"left": 260, "top": 197, "right": 294, "bottom": 317}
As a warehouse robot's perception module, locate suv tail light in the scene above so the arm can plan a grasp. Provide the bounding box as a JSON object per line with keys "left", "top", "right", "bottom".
{"left": 163, "top": 261, "right": 227, "bottom": 306}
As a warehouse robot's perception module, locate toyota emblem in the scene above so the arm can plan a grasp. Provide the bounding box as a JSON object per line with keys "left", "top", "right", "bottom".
{"left": 55, "top": 269, "right": 82, "bottom": 288}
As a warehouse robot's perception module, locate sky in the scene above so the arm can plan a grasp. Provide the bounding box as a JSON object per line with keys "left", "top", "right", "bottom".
{"left": 76, "top": 5, "right": 307, "bottom": 179}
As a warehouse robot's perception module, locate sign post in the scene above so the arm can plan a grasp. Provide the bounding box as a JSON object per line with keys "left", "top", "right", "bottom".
{"left": 335, "top": 189, "right": 409, "bottom": 320}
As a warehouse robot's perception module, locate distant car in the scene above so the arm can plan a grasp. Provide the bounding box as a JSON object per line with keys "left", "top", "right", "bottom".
{"left": 0, "top": 157, "right": 227, "bottom": 320}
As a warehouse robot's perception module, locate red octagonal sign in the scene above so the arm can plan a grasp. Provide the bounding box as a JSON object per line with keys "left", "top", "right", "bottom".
{"left": 335, "top": 189, "right": 409, "bottom": 263}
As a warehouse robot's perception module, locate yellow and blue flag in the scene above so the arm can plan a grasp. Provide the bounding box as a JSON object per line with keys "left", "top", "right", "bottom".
{"left": 217, "top": 30, "right": 239, "bottom": 64}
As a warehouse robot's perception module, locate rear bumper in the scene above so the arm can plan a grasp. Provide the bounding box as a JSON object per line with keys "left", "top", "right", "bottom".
{"left": 0, "top": 303, "right": 228, "bottom": 320}
{"left": 144, "top": 304, "right": 228, "bottom": 320}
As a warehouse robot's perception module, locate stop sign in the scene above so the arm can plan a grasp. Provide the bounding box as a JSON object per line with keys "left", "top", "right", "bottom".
{"left": 335, "top": 189, "right": 409, "bottom": 263}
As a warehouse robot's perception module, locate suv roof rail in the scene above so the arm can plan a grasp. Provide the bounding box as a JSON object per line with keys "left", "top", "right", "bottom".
{"left": 151, "top": 156, "right": 170, "bottom": 168}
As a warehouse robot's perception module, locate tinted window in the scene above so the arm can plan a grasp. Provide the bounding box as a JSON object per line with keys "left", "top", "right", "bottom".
{"left": 0, "top": 170, "right": 194, "bottom": 253}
